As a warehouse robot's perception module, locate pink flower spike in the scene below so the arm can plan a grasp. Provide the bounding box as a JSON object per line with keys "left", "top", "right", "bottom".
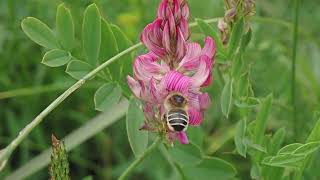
{"left": 176, "top": 131, "right": 189, "bottom": 144}
{"left": 188, "top": 107, "right": 203, "bottom": 126}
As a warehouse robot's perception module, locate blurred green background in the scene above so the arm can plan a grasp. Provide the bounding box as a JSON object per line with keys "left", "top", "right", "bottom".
{"left": 0, "top": 0, "right": 319, "bottom": 179}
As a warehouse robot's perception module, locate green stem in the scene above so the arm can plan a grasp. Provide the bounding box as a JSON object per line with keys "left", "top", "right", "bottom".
{"left": 0, "top": 43, "right": 143, "bottom": 164}
{"left": 118, "top": 137, "right": 162, "bottom": 180}
{"left": 292, "top": 0, "right": 300, "bottom": 141}
{"left": 0, "top": 17, "right": 219, "bottom": 168}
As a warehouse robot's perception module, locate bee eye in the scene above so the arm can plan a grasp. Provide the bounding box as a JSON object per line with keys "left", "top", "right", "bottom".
{"left": 172, "top": 95, "right": 185, "bottom": 104}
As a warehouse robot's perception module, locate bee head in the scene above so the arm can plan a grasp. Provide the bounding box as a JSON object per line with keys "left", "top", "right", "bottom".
{"left": 165, "top": 92, "right": 188, "bottom": 108}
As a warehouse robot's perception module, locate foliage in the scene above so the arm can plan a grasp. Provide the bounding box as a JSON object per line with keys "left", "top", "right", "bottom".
{"left": 0, "top": 0, "right": 320, "bottom": 179}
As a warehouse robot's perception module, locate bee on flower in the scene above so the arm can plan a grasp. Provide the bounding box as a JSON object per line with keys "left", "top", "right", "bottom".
{"left": 127, "top": 0, "right": 216, "bottom": 144}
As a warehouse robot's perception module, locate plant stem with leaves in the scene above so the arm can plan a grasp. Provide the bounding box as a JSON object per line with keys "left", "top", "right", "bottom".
{"left": 0, "top": 43, "right": 143, "bottom": 166}
{"left": 0, "top": 18, "right": 219, "bottom": 170}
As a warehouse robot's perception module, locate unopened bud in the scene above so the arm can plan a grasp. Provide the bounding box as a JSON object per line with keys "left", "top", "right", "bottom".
{"left": 50, "top": 135, "right": 70, "bottom": 180}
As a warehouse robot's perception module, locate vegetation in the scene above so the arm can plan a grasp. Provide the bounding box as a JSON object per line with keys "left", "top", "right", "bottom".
{"left": 0, "top": 0, "right": 320, "bottom": 179}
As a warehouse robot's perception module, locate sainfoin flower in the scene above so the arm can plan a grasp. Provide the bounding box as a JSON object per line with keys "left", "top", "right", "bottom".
{"left": 127, "top": 0, "right": 216, "bottom": 144}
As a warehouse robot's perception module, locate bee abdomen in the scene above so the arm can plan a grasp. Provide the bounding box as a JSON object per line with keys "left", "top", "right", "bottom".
{"left": 166, "top": 109, "right": 189, "bottom": 132}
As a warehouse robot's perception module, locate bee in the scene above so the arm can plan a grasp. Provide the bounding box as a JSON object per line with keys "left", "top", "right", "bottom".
{"left": 164, "top": 92, "right": 189, "bottom": 132}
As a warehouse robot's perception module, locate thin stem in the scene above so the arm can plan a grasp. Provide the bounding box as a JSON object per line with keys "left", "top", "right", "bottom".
{"left": 118, "top": 137, "right": 162, "bottom": 180}
{"left": 0, "top": 43, "right": 143, "bottom": 164}
{"left": 0, "top": 17, "right": 219, "bottom": 167}
{"left": 292, "top": 0, "right": 300, "bottom": 141}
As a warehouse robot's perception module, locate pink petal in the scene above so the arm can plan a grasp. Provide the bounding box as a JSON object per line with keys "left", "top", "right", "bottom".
{"left": 157, "top": 0, "right": 168, "bottom": 19}
{"left": 173, "top": 0, "right": 181, "bottom": 20}
{"left": 201, "top": 37, "right": 216, "bottom": 59}
{"left": 143, "top": 103, "right": 155, "bottom": 120}
{"left": 141, "top": 20, "right": 166, "bottom": 57}
{"left": 160, "top": 71, "right": 190, "bottom": 94}
{"left": 181, "top": 2, "right": 189, "bottom": 19}
{"left": 178, "top": 42, "right": 202, "bottom": 70}
{"left": 168, "top": 9, "right": 177, "bottom": 37}
{"left": 179, "top": 18, "right": 189, "bottom": 40}
{"left": 149, "top": 77, "right": 159, "bottom": 103}
{"left": 199, "top": 93, "right": 211, "bottom": 110}
{"left": 190, "top": 55, "right": 211, "bottom": 87}
{"left": 133, "top": 53, "right": 164, "bottom": 82}
{"left": 188, "top": 107, "right": 203, "bottom": 126}
{"left": 127, "top": 76, "right": 142, "bottom": 98}
{"left": 176, "top": 131, "right": 189, "bottom": 144}
{"left": 162, "top": 22, "right": 171, "bottom": 53}
{"left": 187, "top": 89, "right": 200, "bottom": 110}
{"left": 175, "top": 28, "right": 186, "bottom": 61}
{"left": 201, "top": 71, "right": 213, "bottom": 87}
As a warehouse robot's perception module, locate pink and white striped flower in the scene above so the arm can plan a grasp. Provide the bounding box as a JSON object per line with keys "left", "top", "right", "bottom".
{"left": 127, "top": 0, "right": 216, "bottom": 144}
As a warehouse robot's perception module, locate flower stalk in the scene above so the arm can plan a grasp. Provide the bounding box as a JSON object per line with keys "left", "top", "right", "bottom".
{"left": 127, "top": 0, "right": 217, "bottom": 144}
{"left": 118, "top": 136, "right": 162, "bottom": 180}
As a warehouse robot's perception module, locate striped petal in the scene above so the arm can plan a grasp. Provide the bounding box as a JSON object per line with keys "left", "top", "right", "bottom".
{"left": 160, "top": 71, "right": 191, "bottom": 94}
{"left": 188, "top": 107, "right": 203, "bottom": 126}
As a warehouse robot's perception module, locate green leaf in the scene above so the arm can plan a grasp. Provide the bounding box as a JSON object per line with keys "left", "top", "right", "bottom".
{"left": 183, "top": 157, "right": 237, "bottom": 180}
{"left": 110, "top": 24, "right": 133, "bottom": 79}
{"left": 231, "top": 53, "right": 243, "bottom": 79}
{"left": 228, "top": 17, "right": 244, "bottom": 58}
{"left": 168, "top": 143, "right": 202, "bottom": 167}
{"left": 234, "top": 97, "right": 260, "bottom": 109}
{"left": 254, "top": 94, "right": 273, "bottom": 145}
{"left": 187, "top": 127, "right": 204, "bottom": 148}
{"left": 235, "top": 72, "right": 250, "bottom": 98}
{"left": 42, "top": 49, "right": 71, "bottom": 67}
{"left": 306, "top": 118, "right": 320, "bottom": 143}
{"left": 240, "top": 28, "right": 252, "bottom": 52}
{"left": 235, "top": 119, "right": 247, "bottom": 157}
{"left": 82, "top": 4, "right": 101, "bottom": 66}
{"left": 56, "top": 4, "right": 75, "bottom": 51}
{"left": 243, "top": 138, "right": 267, "bottom": 153}
{"left": 269, "top": 128, "right": 286, "bottom": 155}
{"left": 262, "top": 154, "right": 305, "bottom": 168}
{"left": 110, "top": 24, "right": 133, "bottom": 98}
{"left": 126, "top": 98, "right": 148, "bottom": 157}
{"left": 66, "top": 60, "right": 92, "bottom": 80}
{"left": 293, "top": 142, "right": 320, "bottom": 155}
{"left": 99, "top": 19, "right": 118, "bottom": 65}
{"left": 21, "top": 17, "right": 59, "bottom": 49}
{"left": 196, "top": 19, "right": 226, "bottom": 57}
{"left": 278, "top": 143, "right": 303, "bottom": 155}
{"left": 221, "top": 78, "right": 233, "bottom": 118}
{"left": 94, "top": 83, "right": 122, "bottom": 112}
